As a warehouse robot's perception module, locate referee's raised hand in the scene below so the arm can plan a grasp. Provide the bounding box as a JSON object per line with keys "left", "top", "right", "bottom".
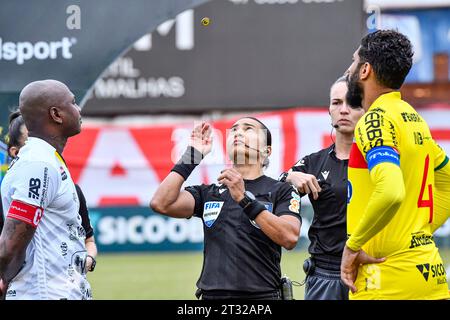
{"left": 189, "top": 122, "right": 213, "bottom": 156}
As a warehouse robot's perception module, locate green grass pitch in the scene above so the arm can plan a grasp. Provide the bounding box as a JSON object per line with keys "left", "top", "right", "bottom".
{"left": 88, "top": 249, "right": 450, "bottom": 300}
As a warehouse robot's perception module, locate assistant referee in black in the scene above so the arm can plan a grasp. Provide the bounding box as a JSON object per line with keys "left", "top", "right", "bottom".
{"left": 279, "top": 77, "right": 364, "bottom": 300}
{"left": 151, "top": 117, "right": 301, "bottom": 300}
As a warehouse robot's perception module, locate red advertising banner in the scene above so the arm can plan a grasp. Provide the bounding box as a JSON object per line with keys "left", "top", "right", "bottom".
{"left": 64, "top": 107, "right": 450, "bottom": 207}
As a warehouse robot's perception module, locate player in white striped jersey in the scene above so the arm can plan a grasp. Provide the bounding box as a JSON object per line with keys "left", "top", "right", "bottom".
{"left": 0, "top": 80, "right": 91, "bottom": 300}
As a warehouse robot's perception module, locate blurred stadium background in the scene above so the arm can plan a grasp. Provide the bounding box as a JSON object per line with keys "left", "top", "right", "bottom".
{"left": 1, "top": 0, "right": 450, "bottom": 299}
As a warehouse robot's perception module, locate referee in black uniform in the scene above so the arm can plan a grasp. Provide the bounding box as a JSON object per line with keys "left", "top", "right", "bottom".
{"left": 151, "top": 117, "right": 301, "bottom": 300}
{"left": 279, "top": 77, "right": 364, "bottom": 300}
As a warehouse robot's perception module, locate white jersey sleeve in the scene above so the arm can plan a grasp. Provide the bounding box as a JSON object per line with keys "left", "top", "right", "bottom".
{"left": 7, "top": 161, "right": 60, "bottom": 227}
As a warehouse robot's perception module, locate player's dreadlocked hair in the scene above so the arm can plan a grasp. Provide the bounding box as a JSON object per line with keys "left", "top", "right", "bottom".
{"left": 358, "top": 29, "right": 414, "bottom": 89}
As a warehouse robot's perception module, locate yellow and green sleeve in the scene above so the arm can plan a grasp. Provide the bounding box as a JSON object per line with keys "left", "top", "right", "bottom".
{"left": 431, "top": 154, "right": 450, "bottom": 233}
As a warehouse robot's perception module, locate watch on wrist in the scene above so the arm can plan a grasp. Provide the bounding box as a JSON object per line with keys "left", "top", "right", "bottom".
{"left": 239, "top": 191, "right": 256, "bottom": 208}
{"left": 87, "top": 255, "right": 96, "bottom": 272}
{"left": 279, "top": 171, "right": 289, "bottom": 182}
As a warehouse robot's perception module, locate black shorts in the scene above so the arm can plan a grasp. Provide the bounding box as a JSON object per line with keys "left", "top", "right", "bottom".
{"left": 304, "top": 266, "right": 348, "bottom": 300}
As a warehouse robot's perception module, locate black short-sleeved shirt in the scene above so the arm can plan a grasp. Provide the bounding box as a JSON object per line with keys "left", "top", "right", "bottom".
{"left": 185, "top": 175, "right": 301, "bottom": 293}
{"left": 75, "top": 184, "right": 94, "bottom": 239}
{"left": 282, "top": 144, "right": 348, "bottom": 259}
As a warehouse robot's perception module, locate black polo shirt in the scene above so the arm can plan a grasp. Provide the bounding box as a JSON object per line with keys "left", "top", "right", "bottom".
{"left": 185, "top": 175, "right": 301, "bottom": 294}
{"left": 282, "top": 144, "right": 348, "bottom": 261}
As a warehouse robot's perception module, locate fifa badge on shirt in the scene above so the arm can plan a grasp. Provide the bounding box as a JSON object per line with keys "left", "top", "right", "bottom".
{"left": 203, "top": 201, "right": 224, "bottom": 228}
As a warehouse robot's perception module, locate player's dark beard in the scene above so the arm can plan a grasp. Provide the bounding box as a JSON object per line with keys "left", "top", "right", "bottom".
{"left": 346, "top": 70, "right": 364, "bottom": 108}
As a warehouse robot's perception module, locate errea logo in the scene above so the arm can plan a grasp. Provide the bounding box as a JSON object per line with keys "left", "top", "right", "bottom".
{"left": 0, "top": 37, "right": 76, "bottom": 65}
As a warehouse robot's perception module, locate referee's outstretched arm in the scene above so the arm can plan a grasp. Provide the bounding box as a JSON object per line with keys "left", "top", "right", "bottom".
{"left": 150, "top": 171, "right": 197, "bottom": 218}
{"left": 150, "top": 122, "right": 212, "bottom": 219}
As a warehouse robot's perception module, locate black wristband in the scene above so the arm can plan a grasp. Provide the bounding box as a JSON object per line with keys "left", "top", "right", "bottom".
{"left": 171, "top": 146, "right": 204, "bottom": 180}
{"left": 243, "top": 200, "right": 267, "bottom": 220}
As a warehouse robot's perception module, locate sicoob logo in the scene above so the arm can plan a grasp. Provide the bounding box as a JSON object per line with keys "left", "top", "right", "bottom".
{"left": 416, "top": 263, "right": 447, "bottom": 283}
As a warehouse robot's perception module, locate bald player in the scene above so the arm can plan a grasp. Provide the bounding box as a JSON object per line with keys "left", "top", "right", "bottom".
{"left": 0, "top": 80, "right": 92, "bottom": 300}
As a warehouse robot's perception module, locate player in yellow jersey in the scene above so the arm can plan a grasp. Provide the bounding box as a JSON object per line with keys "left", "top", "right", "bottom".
{"left": 341, "top": 30, "right": 450, "bottom": 300}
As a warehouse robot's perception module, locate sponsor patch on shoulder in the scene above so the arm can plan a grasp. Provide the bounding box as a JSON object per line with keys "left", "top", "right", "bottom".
{"left": 289, "top": 198, "right": 300, "bottom": 214}
{"left": 203, "top": 201, "right": 224, "bottom": 227}
{"left": 291, "top": 191, "right": 300, "bottom": 201}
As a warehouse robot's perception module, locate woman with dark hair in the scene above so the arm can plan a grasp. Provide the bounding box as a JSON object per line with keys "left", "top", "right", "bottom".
{"left": 279, "top": 77, "right": 365, "bottom": 300}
